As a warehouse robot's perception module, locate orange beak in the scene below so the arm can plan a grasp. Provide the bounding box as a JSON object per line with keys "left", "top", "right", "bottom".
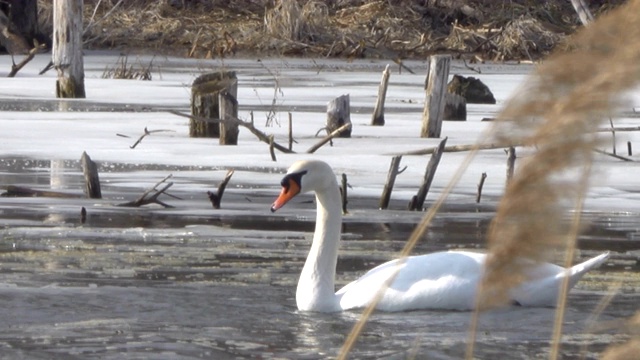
{"left": 270, "top": 178, "right": 301, "bottom": 212}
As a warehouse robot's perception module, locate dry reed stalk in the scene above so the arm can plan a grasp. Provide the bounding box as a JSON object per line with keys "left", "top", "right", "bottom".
{"left": 600, "top": 313, "right": 640, "bottom": 360}
{"left": 466, "top": 0, "right": 640, "bottom": 357}
{"left": 477, "top": 0, "right": 640, "bottom": 310}
{"left": 578, "top": 281, "right": 622, "bottom": 358}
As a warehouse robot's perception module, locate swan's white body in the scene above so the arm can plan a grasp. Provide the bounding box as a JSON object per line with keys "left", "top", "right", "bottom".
{"left": 271, "top": 160, "right": 610, "bottom": 313}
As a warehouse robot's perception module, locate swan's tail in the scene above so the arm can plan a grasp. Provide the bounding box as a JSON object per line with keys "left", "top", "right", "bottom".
{"left": 566, "top": 251, "right": 610, "bottom": 288}
{"left": 511, "top": 252, "right": 610, "bottom": 307}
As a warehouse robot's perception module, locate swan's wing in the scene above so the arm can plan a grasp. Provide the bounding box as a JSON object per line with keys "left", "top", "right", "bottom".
{"left": 337, "top": 251, "right": 485, "bottom": 311}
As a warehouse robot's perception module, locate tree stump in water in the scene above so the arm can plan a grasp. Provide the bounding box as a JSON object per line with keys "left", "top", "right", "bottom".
{"left": 326, "top": 94, "right": 351, "bottom": 138}
{"left": 190, "top": 71, "right": 237, "bottom": 138}
{"left": 80, "top": 151, "right": 101, "bottom": 199}
{"left": 371, "top": 65, "right": 391, "bottom": 126}
{"left": 421, "top": 55, "right": 451, "bottom": 138}
{"left": 219, "top": 91, "right": 239, "bottom": 145}
{"left": 447, "top": 75, "right": 495, "bottom": 104}
{"left": 53, "top": 0, "right": 85, "bottom": 98}
{"left": 443, "top": 93, "right": 467, "bottom": 121}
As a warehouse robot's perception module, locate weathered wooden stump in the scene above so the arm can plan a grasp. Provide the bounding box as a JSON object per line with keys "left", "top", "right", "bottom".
{"left": 53, "top": 0, "right": 85, "bottom": 98}
{"left": 421, "top": 55, "right": 451, "bottom": 138}
{"left": 409, "top": 137, "right": 448, "bottom": 211}
{"left": 80, "top": 151, "right": 101, "bottom": 199}
{"left": 326, "top": 94, "right": 352, "bottom": 138}
{"left": 447, "top": 75, "right": 495, "bottom": 104}
{"left": 371, "top": 64, "right": 391, "bottom": 126}
{"left": 379, "top": 155, "right": 403, "bottom": 210}
{"left": 506, "top": 147, "right": 516, "bottom": 184}
{"left": 476, "top": 172, "right": 487, "bottom": 203}
{"left": 443, "top": 93, "right": 467, "bottom": 121}
{"left": 190, "top": 71, "right": 237, "bottom": 138}
{"left": 219, "top": 91, "right": 239, "bottom": 145}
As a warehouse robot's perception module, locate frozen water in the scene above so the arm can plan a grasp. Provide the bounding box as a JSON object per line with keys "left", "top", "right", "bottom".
{"left": 0, "top": 52, "right": 639, "bottom": 359}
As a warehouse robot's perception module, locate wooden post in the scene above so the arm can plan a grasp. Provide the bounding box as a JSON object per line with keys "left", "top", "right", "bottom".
{"left": 53, "top": 0, "right": 85, "bottom": 98}
{"left": 80, "top": 151, "right": 101, "bottom": 199}
{"left": 268, "top": 135, "right": 277, "bottom": 161}
{"left": 288, "top": 112, "right": 293, "bottom": 151}
{"left": 570, "top": 0, "right": 594, "bottom": 26}
{"left": 476, "top": 172, "right": 487, "bottom": 203}
{"left": 326, "top": 94, "right": 352, "bottom": 138}
{"left": 410, "top": 137, "right": 448, "bottom": 211}
{"left": 219, "top": 91, "right": 239, "bottom": 145}
{"left": 190, "top": 71, "right": 237, "bottom": 138}
{"left": 506, "top": 147, "right": 516, "bottom": 183}
{"left": 421, "top": 55, "right": 451, "bottom": 138}
{"left": 371, "top": 64, "right": 391, "bottom": 126}
{"left": 379, "top": 155, "right": 403, "bottom": 210}
{"left": 341, "top": 174, "right": 348, "bottom": 214}
{"left": 443, "top": 93, "right": 467, "bottom": 121}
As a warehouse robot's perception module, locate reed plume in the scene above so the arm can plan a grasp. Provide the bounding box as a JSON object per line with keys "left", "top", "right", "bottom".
{"left": 477, "top": 0, "right": 640, "bottom": 310}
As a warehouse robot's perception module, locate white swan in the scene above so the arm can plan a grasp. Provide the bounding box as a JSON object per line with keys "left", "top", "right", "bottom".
{"left": 270, "top": 160, "right": 610, "bottom": 312}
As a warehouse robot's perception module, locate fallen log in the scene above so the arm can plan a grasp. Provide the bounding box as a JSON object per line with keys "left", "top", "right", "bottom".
{"left": 168, "top": 110, "right": 294, "bottom": 154}
{"left": 1, "top": 185, "right": 81, "bottom": 198}
{"left": 392, "top": 142, "right": 516, "bottom": 156}
{"left": 8, "top": 42, "right": 46, "bottom": 77}
{"left": 306, "top": 123, "right": 352, "bottom": 154}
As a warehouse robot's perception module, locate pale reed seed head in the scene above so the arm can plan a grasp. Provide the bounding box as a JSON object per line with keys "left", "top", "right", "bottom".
{"left": 477, "top": 0, "right": 640, "bottom": 310}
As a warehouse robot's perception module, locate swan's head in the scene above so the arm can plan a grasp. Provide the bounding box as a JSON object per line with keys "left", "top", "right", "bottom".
{"left": 270, "top": 160, "right": 335, "bottom": 212}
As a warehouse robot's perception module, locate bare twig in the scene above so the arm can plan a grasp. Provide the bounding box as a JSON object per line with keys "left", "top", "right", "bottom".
{"left": 207, "top": 169, "right": 235, "bottom": 209}
{"left": 117, "top": 174, "right": 178, "bottom": 208}
{"left": 306, "top": 123, "right": 352, "bottom": 154}
{"left": 39, "top": 61, "right": 54, "bottom": 75}
{"left": 128, "top": 127, "right": 176, "bottom": 149}
{"left": 476, "top": 172, "right": 487, "bottom": 203}
{"left": 8, "top": 43, "right": 46, "bottom": 78}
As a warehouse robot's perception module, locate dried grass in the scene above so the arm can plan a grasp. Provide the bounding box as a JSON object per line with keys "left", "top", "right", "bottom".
{"left": 264, "top": 0, "right": 329, "bottom": 43}
{"left": 102, "top": 55, "right": 153, "bottom": 80}
{"left": 35, "top": 0, "right": 627, "bottom": 60}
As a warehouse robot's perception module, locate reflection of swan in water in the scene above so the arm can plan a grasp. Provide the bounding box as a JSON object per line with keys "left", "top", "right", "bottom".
{"left": 271, "top": 160, "right": 610, "bottom": 313}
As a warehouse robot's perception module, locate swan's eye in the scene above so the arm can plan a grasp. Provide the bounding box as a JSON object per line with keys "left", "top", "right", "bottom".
{"left": 281, "top": 170, "right": 307, "bottom": 192}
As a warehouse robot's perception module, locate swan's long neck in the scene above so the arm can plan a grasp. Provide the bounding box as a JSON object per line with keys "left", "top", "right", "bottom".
{"left": 296, "top": 182, "right": 342, "bottom": 312}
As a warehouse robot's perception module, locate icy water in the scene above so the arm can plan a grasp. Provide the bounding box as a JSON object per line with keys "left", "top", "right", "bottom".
{"left": 1, "top": 55, "right": 639, "bottom": 359}
{"left": 1, "top": 158, "right": 639, "bottom": 360}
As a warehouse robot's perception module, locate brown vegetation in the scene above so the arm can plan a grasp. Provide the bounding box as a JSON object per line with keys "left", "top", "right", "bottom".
{"left": 35, "top": 0, "right": 625, "bottom": 61}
